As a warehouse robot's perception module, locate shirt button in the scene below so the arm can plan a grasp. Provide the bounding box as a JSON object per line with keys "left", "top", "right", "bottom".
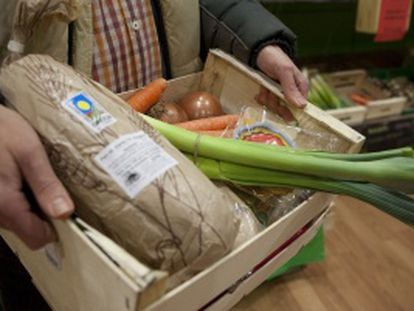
{"left": 131, "top": 20, "right": 141, "bottom": 31}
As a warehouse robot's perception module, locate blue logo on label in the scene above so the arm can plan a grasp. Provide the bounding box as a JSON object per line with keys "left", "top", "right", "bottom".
{"left": 63, "top": 91, "right": 116, "bottom": 132}
{"left": 70, "top": 93, "right": 95, "bottom": 118}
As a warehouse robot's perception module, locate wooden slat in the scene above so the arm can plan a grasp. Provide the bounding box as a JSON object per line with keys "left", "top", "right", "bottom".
{"left": 207, "top": 210, "right": 327, "bottom": 311}
{"left": 1, "top": 217, "right": 166, "bottom": 311}
{"left": 328, "top": 106, "right": 366, "bottom": 126}
{"left": 234, "top": 196, "right": 414, "bottom": 311}
{"left": 1, "top": 220, "right": 139, "bottom": 311}
{"left": 146, "top": 193, "right": 332, "bottom": 311}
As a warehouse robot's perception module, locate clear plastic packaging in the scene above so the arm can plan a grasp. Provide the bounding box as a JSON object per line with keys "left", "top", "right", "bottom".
{"left": 215, "top": 183, "right": 265, "bottom": 248}
{"left": 226, "top": 104, "right": 337, "bottom": 225}
{"left": 234, "top": 105, "right": 341, "bottom": 152}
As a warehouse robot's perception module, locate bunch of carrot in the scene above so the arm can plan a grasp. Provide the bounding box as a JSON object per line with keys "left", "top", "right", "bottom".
{"left": 126, "top": 78, "right": 239, "bottom": 136}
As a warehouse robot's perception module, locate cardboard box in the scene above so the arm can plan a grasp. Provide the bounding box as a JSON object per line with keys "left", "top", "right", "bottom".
{"left": 326, "top": 69, "right": 406, "bottom": 120}
{"left": 0, "top": 50, "right": 365, "bottom": 311}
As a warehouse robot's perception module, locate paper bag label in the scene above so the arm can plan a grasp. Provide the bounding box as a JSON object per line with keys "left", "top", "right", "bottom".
{"left": 95, "top": 132, "right": 177, "bottom": 198}
{"left": 62, "top": 91, "right": 116, "bottom": 132}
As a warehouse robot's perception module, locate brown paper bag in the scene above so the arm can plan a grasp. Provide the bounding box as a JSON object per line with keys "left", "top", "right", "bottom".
{"left": 0, "top": 54, "right": 240, "bottom": 278}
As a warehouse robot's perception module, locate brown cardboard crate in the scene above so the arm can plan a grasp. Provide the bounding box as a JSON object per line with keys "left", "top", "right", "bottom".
{"left": 0, "top": 50, "right": 365, "bottom": 311}
{"left": 326, "top": 69, "right": 406, "bottom": 120}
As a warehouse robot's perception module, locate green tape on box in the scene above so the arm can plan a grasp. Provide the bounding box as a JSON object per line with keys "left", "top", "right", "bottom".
{"left": 267, "top": 225, "right": 325, "bottom": 281}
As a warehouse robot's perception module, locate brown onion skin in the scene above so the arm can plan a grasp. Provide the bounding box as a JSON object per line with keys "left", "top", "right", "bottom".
{"left": 148, "top": 102, "right": 188, "bottom": 124}
{"left": 177, "top": 91, "right": 223, "bottom": 120}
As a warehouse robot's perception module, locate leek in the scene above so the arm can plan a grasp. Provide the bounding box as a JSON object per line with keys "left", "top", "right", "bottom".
{"left": 306, "top": 147, "right": 413, "bottom": 161}
{"left": 237, "top": 143, "right": 413, "bottom": 161}
{"left": 187, "top": 155, "right": 414, "bottom": 226}
{"left": 143, "top": 115, "right": 414, "bottom": 193}
{"left": 308, "top": 74, "right": 346, "bottom": 110}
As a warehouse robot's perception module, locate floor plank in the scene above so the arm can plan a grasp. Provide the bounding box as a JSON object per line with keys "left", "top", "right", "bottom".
{"left": 234, "top": 196, "right": 414, "bottom": 311}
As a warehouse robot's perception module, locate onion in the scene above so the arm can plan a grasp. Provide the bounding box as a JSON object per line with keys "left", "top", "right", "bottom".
{"left": 178, "top": 91, "right": 223, "bottom": 120}
{"left": 148, "top": 102, "right": 188, "bottom": 124}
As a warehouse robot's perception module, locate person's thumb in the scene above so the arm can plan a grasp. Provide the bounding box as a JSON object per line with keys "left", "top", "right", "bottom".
{"left": 15, "top": 143, "right": 74, "bottom": 219}
{"left": 0, "top": 190, "right": 57, "bottom": 250}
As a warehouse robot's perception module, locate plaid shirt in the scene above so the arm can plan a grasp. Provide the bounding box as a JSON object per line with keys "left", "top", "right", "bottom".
{"left": 92, "top": 0, "right": 162, "bottom": 93}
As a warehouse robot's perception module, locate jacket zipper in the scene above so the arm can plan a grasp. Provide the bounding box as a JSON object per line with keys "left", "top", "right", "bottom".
{"left": 151, "top": 0, "right": 172, "bottom": 79}
{"left": 68, "top": 22, "right": 74, "bottom": 66}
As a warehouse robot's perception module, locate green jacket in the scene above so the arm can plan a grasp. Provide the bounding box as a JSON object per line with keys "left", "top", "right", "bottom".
{"left": 0, "top": 0, "right": 296, "bottom": 79}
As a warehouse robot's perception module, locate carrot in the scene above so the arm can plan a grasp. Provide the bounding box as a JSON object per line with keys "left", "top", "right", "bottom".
{"left": 175, "top": 114, "right": 239, "bottom": 131}
{"left": 350, "top": 93, "right": 370, "bottom": 106}
{"left": 195, "top": 129, "right": 234, "bottom": 138}
{"left": 127, "top": 78, "right": 168, "bottom": 113}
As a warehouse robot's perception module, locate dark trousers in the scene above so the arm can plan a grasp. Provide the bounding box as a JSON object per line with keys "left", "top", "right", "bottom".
{"left": 0, "top": 237, "right": 50, "bottom": 311}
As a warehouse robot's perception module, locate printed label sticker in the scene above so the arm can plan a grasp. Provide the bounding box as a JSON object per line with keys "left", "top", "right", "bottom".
{"left": 62, "top": 91, "right": 116, "bottom": 132}
{"left": 95, "top": 132, "right": 178, "bottom": 198}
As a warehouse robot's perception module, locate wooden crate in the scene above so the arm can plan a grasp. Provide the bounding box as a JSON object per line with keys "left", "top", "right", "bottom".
{"left": 306, "top": 69, "right": 366, "bottom": 126}
{"left": 0, "top": 50, "right": 365, "bottom": 311}
{"left": 328, "top": 106, "right": 367, "bottom": 126}
{"left": 326, "top": 69, "right": 407, "bottom": 120}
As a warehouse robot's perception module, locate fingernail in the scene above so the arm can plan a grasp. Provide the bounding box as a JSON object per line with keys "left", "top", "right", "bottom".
{"left": 49, "top": 197, "right": 72, "bottom": 218}
{"left": 298, "top": 99, "right": 307, "bottom": 108}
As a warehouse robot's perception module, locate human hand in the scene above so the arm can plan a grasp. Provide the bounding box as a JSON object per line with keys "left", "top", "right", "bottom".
{"left": 0, "top": 106, "right": 74, "bottom": 249}
{"left": 256, "top": 45, "right": 308, "bottom": 108}
{"left": 255, "top": 86, "right": 295, "bottom": 123}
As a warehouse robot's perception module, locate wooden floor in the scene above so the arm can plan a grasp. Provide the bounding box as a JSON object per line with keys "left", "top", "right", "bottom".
{"left": 233, "top": 196, "right": 414, "bottom": 311}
